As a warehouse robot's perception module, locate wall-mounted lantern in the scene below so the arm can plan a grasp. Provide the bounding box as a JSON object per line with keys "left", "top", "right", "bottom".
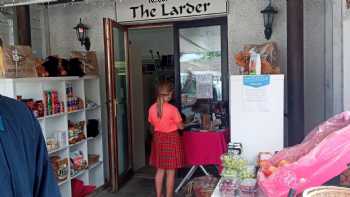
{"left": 261, "top": 0, "right": 278, "bottom": 40}
{"left": 74, "top": 18, "right": 90, "bottom": 51}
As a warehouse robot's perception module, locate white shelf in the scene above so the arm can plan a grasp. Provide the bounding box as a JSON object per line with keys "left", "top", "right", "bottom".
{"left": 58, "top": 179, "right": 69, "bottom": 186}
{"left": 86, "top": 105, "right": 101, "bottom": 111}
{"left": 87, "top": 137, "right": 94, "bottom": 141}
{"left": 49, "top": 145, "right": 69, "bottom": 155}
{"left": 37, "top": 116, "right": 45, "bottom": 120}
{"left": 0, "top": 76, "right": 104, "bottom": 197}
{"left": 71, "top": 170, "right": 88, "bottom": 179}
{"left": 89, "top": 161, "right": 103, "bottom": 170}
{"left": 69, "top": 139, "right": 86, "bottom": 148}
{"left": 67, "top": 109, "right": 85, "bottom": 114}
{"left": 45, "top": 112, "right": 66, "bottom": 119}
{"left": 87, "top": 135, "right": 100, "bottom": 142}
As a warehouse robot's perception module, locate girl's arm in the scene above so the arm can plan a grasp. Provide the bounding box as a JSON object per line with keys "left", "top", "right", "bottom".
{"left": 177, "top": 122, "right": 184, "bottom": 130}
{"left": 149, "top": 125, "right": 155, "bottom": 134}
{"left": 174, "top": 108, "right": 184, "bottom": 130}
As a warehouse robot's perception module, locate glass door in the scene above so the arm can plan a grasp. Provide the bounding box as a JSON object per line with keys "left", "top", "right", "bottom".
{"left": 103, "top": 18, "right": 132, "bottom": 191}
{"left": 174, "top": 18, "right": 229, "bottom": 131}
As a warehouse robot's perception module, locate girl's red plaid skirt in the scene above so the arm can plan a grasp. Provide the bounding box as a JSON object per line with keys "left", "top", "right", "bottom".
{"left": 150, "top": 131, "right": 184, "bottom": 169}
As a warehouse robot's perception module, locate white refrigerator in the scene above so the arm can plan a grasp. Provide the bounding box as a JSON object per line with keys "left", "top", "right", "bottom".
{"left": 230, "top": 75, "right": 284, "bottom": 164}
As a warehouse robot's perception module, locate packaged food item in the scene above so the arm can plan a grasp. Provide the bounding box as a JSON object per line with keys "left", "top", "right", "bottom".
{"left": 240, "top": 178, "right": 257, "bottom": 193}
{"left": 235, "top": 42, "right": 281, "bottom": 75}
{"left": 58, "top": 131, "right": 67, "bottom": 147}
{"left": 50, "top": 156, "right": 69, "bottom": 182}
{"left": 233, "top": 142, "right": 243, "bottom": 155}
{"left": 66, "top": 84, "right": 84, "bottom": 112}
{"left": 68, "top": 120, "right": 86, "bottom": 145}
{"left": 219, "top": 178, "right": 239, "bottom": 197}
{"left": 35, "top": 101, "right": 45, "bottom": 117}
{"left": 257, "top": 152, "right": 274, "bottom": 167}
{"left": 221, "top": 153, "right": 253, "bottom": 179}
{"left": 70, "top": 150, "right": 88, "bottom": 176}
{"left": 248, "top": 50, "right": 262, "bottom": 75}
{"left": 46, "top": 138, "right": 59, "bottom": 152}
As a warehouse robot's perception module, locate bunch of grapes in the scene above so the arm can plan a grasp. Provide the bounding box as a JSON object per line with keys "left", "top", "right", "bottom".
{"left": 221, "top": 168, "right": 239, "bottom": 177}
{"left": 221, "top": 153, "right": 256, "bottom": 180}
{"left": 221, "top": 154, "right": 247, "bottom": 170}
{"left": 239, "top": 168, "right": 255, "bottom": 179}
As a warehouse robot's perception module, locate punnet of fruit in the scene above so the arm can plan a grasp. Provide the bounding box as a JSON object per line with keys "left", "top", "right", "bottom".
{"left": 220, "top": 154, "right": 255, "bottom": 179}
{"left": 259, "top": 159, "right": 290, "bottom": 177}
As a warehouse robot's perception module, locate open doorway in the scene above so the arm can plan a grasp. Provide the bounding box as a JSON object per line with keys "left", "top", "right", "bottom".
{"left": 104, "top": 17, "right": 228, "bottom": 191}
{"left": 128, "top": 26, "right": 175, "bottom": 178}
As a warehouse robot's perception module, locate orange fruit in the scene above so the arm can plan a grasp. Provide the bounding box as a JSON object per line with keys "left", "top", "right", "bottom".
{"left": 277, "top": 160, "right": 290, "bottom": 168}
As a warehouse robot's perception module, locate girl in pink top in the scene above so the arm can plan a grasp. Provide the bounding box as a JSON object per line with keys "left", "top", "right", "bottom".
{"left": 148, "top": 80, "right": 184, "bottom": 197}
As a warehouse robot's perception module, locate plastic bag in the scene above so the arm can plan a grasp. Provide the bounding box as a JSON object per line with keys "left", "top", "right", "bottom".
{"left": 270, "top": 112, "right": 350, "bottom": 165}
{"left": 258, "top": 112, "right": 350, "bottom": 197}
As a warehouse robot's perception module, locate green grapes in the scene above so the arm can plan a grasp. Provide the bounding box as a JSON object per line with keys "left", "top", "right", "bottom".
{"left": 221, "top": 154, "right": 255, "bottom": 180}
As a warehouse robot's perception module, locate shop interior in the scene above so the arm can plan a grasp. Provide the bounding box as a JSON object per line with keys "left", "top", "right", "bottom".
{"left": 126, "top": 19, "right": 229, "bottom": 178}
{"left": 128, "top": 26, "right": 175, "bottom": 172}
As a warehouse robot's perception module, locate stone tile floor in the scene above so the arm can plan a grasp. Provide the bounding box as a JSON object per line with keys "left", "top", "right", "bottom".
{"left": 91, "top": 167, "right": 187, "bottom": 197}
{"left": 91, "top": 165, "right": 218, "bottom": 197}
{"left": 91, "top": 177, "right": 185, "bottom": 197}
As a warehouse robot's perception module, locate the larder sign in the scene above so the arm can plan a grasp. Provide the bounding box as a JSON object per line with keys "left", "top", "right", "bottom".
{"left": 116, "top": 0, "right": 227, "bottom": 23}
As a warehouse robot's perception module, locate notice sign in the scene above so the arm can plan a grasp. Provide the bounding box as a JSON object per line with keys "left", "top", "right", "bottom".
{"left": 243, "top": 76, "right": 271, "bottom": 112}
{"left": 196, "top": 74, "right": 213, "bottom": 99}
{"left": 116, "top": 0, "right": 228, "bottom": 23}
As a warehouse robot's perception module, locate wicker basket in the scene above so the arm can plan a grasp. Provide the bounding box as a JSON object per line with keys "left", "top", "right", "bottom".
{"left": 303, "top": 186, "right": 350, "bottom": 197}
{"left": 183, "top": 176, "right": 218, "bottom": 197}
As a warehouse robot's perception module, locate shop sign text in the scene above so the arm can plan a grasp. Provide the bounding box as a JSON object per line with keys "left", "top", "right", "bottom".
{"left": 116, "top": 0, "right": 227, "bottom": 23}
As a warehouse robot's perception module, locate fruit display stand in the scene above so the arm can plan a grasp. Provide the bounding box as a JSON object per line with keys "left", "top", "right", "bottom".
{"left": 0, "top": 76, "right": 105, "bottom": 197}
{"left": 212, "top": 153, "right": 261, "bottom": 197}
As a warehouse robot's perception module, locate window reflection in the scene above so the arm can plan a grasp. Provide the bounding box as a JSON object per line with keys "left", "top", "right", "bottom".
{"left": 179, "top": 25, "right": 227, "bottom": 131}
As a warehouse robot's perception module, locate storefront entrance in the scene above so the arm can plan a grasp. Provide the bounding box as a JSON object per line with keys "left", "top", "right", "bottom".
{"left": 104, "top": 16, "right": 228, "bottom": 191}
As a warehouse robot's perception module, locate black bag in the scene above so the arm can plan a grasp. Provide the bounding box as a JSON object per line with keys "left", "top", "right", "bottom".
{"left": 87, "top": 119, "right": 99, "bottom": 138}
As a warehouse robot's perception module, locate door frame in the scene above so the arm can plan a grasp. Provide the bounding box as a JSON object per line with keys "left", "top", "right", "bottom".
{"left": 287, "top": 0, "right": 304, "bottom": 146}
{"left": 104, "top": 18, "right": 174, "bottom": 191}
{"left": 104, "top": 17, "right": 229, "bottom": 191}
{"left": 103, "top": 18, "right": 133, "bottom": 192}
{"left": 173, "top": 17, "right": 229, "bottom": 109}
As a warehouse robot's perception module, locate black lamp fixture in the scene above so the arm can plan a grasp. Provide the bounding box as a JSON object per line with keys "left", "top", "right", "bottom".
{"left": 74, "top": 18, "right": 91, "bottom": 51}
{"left": 261, "top": 0, "right": 278, "bottom": 40}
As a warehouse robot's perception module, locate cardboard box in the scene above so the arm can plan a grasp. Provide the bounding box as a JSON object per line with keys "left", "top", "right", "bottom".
{"left": 1, "top": 45, "right": 37, "bottom": 78}
{"left": 71, "top": 51, "right": 99, "bottom": 75}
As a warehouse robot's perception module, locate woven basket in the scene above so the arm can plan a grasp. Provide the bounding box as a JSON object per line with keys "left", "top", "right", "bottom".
{"left": 183, "top": 176, "right": 218, "bottom": 197}
{"left": 303, "top": 186, "right": 350, "bottom": 197}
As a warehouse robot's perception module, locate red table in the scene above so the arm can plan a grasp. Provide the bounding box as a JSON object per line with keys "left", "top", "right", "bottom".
{"left": 183, "top": 130, "right": 229, "bottom": 166}
{"left": 175, "top": 129, "right": 229, "bottom": 193}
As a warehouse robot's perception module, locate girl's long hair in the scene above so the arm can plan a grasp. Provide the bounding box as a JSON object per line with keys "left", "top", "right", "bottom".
{"left": 156, "top": 80, "right": 174, "bottom": 119}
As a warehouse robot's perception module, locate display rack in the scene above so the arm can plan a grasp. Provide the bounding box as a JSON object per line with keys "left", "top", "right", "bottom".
{"left": 0, "top": 76, "right": 104, "bottom": 197}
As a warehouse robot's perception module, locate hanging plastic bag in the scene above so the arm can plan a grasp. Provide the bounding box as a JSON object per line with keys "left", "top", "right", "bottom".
{"left": 258, "top": 112, "right": 350, "bottom": 197}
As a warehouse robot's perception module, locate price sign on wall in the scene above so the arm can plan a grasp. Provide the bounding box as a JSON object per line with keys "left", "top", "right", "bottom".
{"left": 116, "top": 0, "right": 228, "bottom": 23}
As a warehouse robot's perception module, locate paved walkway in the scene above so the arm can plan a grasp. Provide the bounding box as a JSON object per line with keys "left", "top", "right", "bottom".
{"left": 92, "top": 177, "right": 185, "bottom": 197}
